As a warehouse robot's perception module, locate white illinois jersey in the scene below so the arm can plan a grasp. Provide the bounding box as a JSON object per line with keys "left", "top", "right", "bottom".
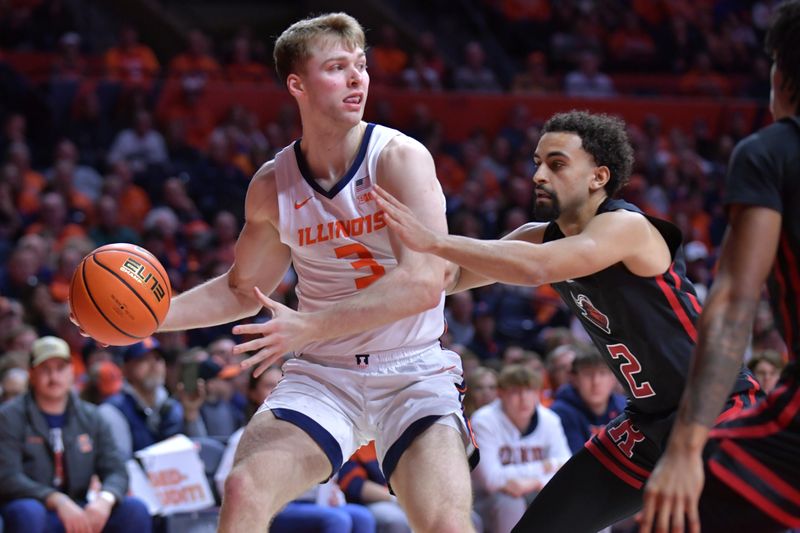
{"left": 470, "top": 400, "right": 571, "bottom": 493}
{"left": 274, "top": 123, "right": 446, "bottom": 356}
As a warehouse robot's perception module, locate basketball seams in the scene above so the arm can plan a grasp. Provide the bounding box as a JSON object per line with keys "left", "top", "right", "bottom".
{"left": 89, "top": 254, "right": 161, "bottom": 327}
{"left": 80, "top": 258, "right": 145, "bottom": 341}
{"left": 94, "top": 246, "right": 171, "bottom": 300}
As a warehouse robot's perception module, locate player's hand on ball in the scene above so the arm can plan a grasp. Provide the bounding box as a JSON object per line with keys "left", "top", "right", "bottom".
{"left": 373, "top": 185, "right": 441, "bottom": 253}
{"left": 232, "top": 287, "right": 312, "bottom": 376}
{"left": 69, "top": 312, "right": 108, "bottom": 348}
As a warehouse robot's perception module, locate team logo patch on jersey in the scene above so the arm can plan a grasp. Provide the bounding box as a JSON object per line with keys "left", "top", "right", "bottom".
{"left": 355, "top": 354, "right": 370, "bottom": 367}
{"left": 571, "top": 292, "right": 611, "bottom": 334}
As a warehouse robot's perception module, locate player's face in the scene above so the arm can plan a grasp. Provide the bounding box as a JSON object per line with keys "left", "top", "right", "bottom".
{"left": 296, "top": 37, "right": 369, "bottom": 127}
{"left": 532, "top": 132, "right": 599, "bottom": 221}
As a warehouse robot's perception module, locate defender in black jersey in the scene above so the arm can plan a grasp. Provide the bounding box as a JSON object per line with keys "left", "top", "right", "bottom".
{"left": 374, "top": 110, "right": 761, "bottom": 532}
{"left": 642, "top": 3, "right": 800, "bottom": 533}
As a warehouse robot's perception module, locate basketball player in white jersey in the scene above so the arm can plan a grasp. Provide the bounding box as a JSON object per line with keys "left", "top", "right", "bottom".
{"left": 156, "top": 13, "right": 476, "bottom": 533}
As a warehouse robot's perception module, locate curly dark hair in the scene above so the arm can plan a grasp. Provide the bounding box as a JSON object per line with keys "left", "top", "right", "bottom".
{"left": 541, "top": 110, "right": 634, "bottom": 197}
{"left": 765, "top": 0, "right": 800, "bottom": 113}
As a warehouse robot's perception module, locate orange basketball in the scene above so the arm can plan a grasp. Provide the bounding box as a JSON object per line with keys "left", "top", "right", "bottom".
{"left": 69, "top": 243, "right": 172, "bottom": 346}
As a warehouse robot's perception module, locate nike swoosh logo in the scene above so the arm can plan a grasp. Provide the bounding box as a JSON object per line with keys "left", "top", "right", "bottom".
{"left": 294, "top": 197, "right": 312, "bottom": 209}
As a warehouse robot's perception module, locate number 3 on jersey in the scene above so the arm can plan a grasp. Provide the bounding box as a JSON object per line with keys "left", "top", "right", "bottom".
{"left": 335, "top": 243, "right": 386, "bottom": 289}
{"left": 607, "top": 343, "right": 655, "bottom": 398}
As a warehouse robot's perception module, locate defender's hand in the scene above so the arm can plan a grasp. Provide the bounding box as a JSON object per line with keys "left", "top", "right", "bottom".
{"left": 373, "top": 185, "right": 441, "bottom": 253}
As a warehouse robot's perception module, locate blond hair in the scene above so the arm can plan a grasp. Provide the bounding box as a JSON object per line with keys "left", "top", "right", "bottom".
{"left": 273, "top": 12, "right": 366, "bottom": 83}
{"left": 498, "top": 364, "right": 543, "bottom": 391}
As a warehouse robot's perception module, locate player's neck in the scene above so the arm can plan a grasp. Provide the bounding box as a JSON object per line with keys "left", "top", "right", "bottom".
{"left": 299, "top": 120, "right": 367, "bottom": 187}
{"left": 556, "top": 193, "right": 607, "bottom": 236}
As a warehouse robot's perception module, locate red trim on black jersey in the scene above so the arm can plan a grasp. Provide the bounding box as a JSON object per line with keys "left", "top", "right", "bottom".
{"left": 710, "top": 386, "right": 800, "bottom": 439}
{"left": 728, "top": 383, "right": 790, "bottom": 422}
{"left": 716, "top": 395, "right": 744, "bottom": 424}
{"left": 668, "top": 265, "right": 703, "bottom": 315}
{"left": 655, "top": 272, "right": 697, "bottom": 342}
{"left": 709, "top": 458, "right": 800, "bottom": 528}
{"left": 585, "top": 439, "right": 643, "bottom": 489}
{"left": 719, "top": 439, "right": 800, "bottom": 506}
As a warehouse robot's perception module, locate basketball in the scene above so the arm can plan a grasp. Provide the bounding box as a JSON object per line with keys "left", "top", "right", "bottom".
{"left": 69, "top": 243, "right": 172, "bottom": 346}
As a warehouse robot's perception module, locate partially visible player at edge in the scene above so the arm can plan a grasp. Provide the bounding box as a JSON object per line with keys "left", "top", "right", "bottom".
{"left": 641, "top": 2, "right": 800, "bottom": 532}
{"left": 373, "top": 109, "right": 760, "bottom": 533}
{"left": 152, "top": 13, "right": 476, "bottom": 533}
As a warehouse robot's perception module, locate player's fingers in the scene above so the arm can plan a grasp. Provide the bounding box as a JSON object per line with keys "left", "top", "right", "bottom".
{"left": 233, "top": 336, "right": 273, "bottom": 356}
{"left": 670, "top": 499, "right": 685, "bottom": 533}
{"left": 686, "top": 498, "right": 701, "bottom": 533}
{"left": 253, "top": 355, "right": 281, "bottom": 378}
{"left": 240, "top": 343, "right": 283, "bottom": 370}
{"left": 252, "top": 287, "right": 281, "bottom": 314}
{"left": 656, "top": 498, "right": 673, "bottom": 533}
{"left": 232, "top": 321, "right": 272, "bottom": 336}
{"left": 640, "top": 491, "right": 657, "bottom": 533}
{"left": 374, "top": 185, "right": 408, "bottom": 212}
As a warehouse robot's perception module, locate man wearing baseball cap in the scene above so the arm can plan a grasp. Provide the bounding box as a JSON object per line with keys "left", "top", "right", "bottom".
{"left": 0, "top": 336, "right": 152, "bottom": 532}
{"left": 98, "top": 337, "right": 206, "bottom": 459}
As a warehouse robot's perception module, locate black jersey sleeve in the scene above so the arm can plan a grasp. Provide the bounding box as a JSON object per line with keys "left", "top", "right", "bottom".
{"left": 723, "top": 125, "right": 785, "bottom": 214}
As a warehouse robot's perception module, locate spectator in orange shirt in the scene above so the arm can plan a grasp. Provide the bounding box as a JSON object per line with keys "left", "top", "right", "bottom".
{"left": 368, "top": 25, "right": 408, "bottom": 86}
{"left": 25, "top": 192, "right": 87, "bottom": 252}
{"left": 678, "top": 52, "right": 731, "bottom": 97}
{"left": 47, "top": 245, "right": 83, "bottom": 304}
{"left": 225, "top": 36, "right": 270, "bottom": 82}
{"left": 168, "top": 29, "right": 221, "bottom": 83}
{"left": 102, "top": 161, "right": 151, "bottom": 233}
{"left": 104, "top": 26, "right": 160, "bottom": 90}
{"left": 157, "top": 77, "right": 217, "bottom": 150}
{"left": 6, "top": 141, "right": 45, "bottom": 217}
{"left": 607, "top": 12, "right": 657, "bottom": 68}
{"left": 48, "top": 159, "right": 95, "bottom": 224}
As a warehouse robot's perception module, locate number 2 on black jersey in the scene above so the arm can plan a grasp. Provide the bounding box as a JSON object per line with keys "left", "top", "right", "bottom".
{"left": 607, "top": 343, "right": 656, "bottom": 398}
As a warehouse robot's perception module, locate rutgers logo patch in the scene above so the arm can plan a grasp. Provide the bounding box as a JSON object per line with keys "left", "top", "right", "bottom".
{"left": 571, "top": 292, "right": 611, "bottom": 334}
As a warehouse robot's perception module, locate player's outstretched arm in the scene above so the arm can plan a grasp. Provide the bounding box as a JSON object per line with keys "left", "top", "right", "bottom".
{"left": 444, "top": 223, "right": 549, "bottom": 294}
{"left": 375, "top": 186, "right": 663, "bottom": 287}
{"left": 159, "top": 163, "right": 292, "bottom": 332}
{"left": 641, "top": 204, "right": 781, "bottom": 533}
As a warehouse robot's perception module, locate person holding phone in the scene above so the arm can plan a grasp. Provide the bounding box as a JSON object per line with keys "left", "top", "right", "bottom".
{"left": 98, "top": 337, "right": 206, "bottom": 458}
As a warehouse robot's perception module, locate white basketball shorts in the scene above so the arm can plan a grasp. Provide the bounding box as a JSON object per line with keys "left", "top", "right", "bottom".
{"left": 257, "top": 341, "right": 478, "bottom": 481}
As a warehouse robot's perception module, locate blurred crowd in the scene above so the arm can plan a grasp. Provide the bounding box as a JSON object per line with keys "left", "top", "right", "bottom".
{"left": 0, "top": 1, "right": 791, "bottom": 532}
